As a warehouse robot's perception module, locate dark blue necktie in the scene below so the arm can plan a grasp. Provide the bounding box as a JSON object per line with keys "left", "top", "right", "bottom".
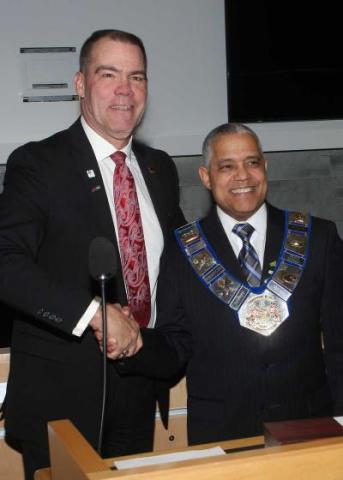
{"left": 233, "top": 223, "right": 262, "bottom": 287}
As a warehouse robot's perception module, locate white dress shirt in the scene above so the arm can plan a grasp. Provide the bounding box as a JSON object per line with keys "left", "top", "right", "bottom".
{"left": 217, "top": 203, "right": 267, "bottom": 269}
{"left": 73, "top": 118, "right": 163, "bottom": 336}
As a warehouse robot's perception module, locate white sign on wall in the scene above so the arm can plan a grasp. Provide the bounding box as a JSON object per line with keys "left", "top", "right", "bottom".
{"left": 20, "top": 47, "right": 79, "bottom": 102}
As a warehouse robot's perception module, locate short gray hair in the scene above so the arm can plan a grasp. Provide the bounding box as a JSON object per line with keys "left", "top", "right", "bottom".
{"left": 79, "top": 29, "right": 147, "bottom": 73}
{"left": 202, "top": 123, "right": 264, "bottom": 167}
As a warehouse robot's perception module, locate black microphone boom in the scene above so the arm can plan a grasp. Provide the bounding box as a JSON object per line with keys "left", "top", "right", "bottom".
{"left": 89, "top": 237, "right": 117, "bottom": 280}
{"left": 88, "top": 236, "right": 117, "bottom": 455}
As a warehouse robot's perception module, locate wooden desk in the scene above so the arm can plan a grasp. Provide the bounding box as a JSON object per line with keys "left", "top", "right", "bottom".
{"left": 34, "top": 468, "right": 51, "bottom": 480}
{"left": 43, "top": 419, "right": 343, "bottom": 480}
{"left": 0, "top": 348, "right": 25, "bottom": 480}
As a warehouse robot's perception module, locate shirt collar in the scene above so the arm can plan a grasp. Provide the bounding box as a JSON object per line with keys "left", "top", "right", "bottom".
{"left": 217, "top": 202, "right": 267, "bottom": 236}
{"left": 80, "top": 116, "right": 133, "bottom": 162}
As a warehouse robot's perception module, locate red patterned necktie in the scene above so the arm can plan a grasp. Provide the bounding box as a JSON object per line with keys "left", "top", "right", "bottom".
{"left": 111, "top": 151, "right": 151, "bottom": 327}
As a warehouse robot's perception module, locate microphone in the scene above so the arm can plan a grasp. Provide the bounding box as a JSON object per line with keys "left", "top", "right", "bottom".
{"left": 89, "top": 236, "right": 117, "bottom": 281}
{"left": 88, "top": 236, "right": 117, "bottom": 455}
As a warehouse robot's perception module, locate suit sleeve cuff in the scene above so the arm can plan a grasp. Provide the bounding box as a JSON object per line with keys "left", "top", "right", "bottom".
{"left": 72, "top": 297, "right": 101, "bottom": 337}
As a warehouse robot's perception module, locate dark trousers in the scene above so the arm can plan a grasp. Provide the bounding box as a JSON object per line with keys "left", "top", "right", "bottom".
{"left": 21, "top": 439, "right": 50, "bottom": 480}
{"left": 102, "top": 370, "right": 156, "bottom": 457}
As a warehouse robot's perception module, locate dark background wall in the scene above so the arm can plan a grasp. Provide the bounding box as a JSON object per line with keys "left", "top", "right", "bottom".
{"left": 226, "top": 0, "right": 343, "bottom": 123}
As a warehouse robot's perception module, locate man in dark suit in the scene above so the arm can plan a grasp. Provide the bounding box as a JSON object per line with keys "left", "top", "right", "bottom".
{"left": 124, "top": 122, "right": 343, "bottom": 446}
{"left": 0, "top": 29, "right": 184, "bottom": 479}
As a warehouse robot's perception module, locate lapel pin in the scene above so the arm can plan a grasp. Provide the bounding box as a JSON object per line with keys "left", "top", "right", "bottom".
{"left": 268, "top": 260, "right": 276, "bottom": 275}
{"left": 91, "top": 185, "right": 101, "bottom": 193}
{"left": 86, "top": 169, "right": 95, "bottom": 178}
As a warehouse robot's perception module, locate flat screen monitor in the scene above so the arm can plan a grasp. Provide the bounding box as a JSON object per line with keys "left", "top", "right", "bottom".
{"left": 226, "top": 0, "right": 343, "bottom": 123}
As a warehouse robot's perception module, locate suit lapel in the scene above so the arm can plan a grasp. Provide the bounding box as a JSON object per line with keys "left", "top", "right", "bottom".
{"left": 201, "top": 208, "right": 246, "bottom": 283}
{"left": 66, "top": 119, "right": 128, "bottom": 303}
{"left": 262, "top": 204, "right": 285, "bottom": 281}
{"left": 67, "top": 120, "right": 117, "bottom": 244}
{"left": 133, "top": 142, "right": 168, "bottom": 237}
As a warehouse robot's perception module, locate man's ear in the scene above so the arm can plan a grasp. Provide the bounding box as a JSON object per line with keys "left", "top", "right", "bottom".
{"left": 74, "top": 71, "right": 85, "bottom": 98}
{"left": 198, "top": 166, "right": 211, "bottom": 191}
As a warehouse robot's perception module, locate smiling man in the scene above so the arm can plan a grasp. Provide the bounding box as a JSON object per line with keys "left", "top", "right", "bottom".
{"left": 123, "top": 122, "right": 343, "bottom": 446}
{"left": 198, "top": 126, "right": 267, "bottom": 222}
{"left": 0, "top": 29, "right": 184, "bottom": 479}
{"left": 75, "top": 36, "right": 147, "bottom": 147}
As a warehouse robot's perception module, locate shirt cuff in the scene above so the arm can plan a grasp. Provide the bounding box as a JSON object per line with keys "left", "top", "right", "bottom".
{"left": 72, "top": 297, "right": 101, "bottom": 337}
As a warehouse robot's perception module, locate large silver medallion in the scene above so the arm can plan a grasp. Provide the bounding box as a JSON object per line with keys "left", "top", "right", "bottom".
{"left": 176, "top": 211, "right": 310, "bottom": 338}
{"left": 238, "top": 289, "right": 289, "bottom": 336}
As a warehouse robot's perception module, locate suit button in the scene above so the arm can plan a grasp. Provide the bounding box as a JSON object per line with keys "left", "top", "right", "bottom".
{"left": 55, "top": 317, "right": 63, "bottom": 323}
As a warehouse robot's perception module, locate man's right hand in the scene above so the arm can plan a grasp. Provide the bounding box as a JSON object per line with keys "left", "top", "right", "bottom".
{"left": 90, "top": 304, "right": 142, "bottom": 359}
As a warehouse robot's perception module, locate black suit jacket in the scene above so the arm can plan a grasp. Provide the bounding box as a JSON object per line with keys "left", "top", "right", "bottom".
{"left": 127, "top": 204, "right": 343, "bottom": 445}
{"left": 0, "top": 119, "right": 184, "bottom": 452}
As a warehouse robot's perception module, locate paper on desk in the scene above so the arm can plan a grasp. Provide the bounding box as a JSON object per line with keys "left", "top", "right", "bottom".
{"left": 334, "top": 416, "right": 343, "bottom": 426}
{"left": 114, "top": 446, "right": 225, "bottom": 470}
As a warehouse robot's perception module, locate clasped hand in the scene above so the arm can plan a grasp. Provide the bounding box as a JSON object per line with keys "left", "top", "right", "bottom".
{"left": 90, "top": 304, "right": 142, "bottom": 359}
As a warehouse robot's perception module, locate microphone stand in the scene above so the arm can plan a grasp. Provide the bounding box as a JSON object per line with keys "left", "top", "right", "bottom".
{"left": 88, "top": 236, "right": 117, "bottom": 455}
{"left": 97, "top": 274, "right": 108, "bottom": 455}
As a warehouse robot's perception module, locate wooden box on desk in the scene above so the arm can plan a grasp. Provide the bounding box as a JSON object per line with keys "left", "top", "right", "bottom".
{"left": 264, "top": 417, "right": 343, "bottom": 447}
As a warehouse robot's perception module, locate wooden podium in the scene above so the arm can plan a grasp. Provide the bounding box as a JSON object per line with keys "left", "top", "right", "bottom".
{"left": 39, "top": 419, "right": 343, "bottom": 480}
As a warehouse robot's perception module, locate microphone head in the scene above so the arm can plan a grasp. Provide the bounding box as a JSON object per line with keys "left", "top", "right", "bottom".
{"left": 89, "top": 237, "right": 117, "bottom": 280}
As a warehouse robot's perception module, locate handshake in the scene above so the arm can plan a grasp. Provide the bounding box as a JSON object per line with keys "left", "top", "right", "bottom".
{"left": 90, "top": 304, "right": 142, "bottom": 360}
